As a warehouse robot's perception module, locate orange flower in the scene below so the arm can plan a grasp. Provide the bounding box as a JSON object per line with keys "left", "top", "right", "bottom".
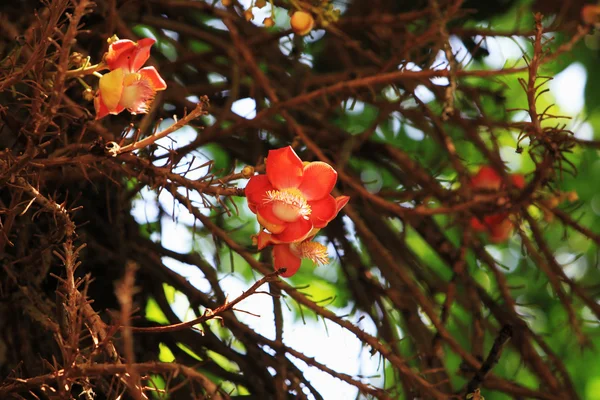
{"left": 245, "top": 146, "right": 349, "bottom": 243}
{"left": 469, "top": 166, "right": 525, "bottom": 243}
{"left": 256, "top": 231, "right": 329, "bottom": 277}
{"left": 94, "top": 38, "right": 167, "bottom": 119}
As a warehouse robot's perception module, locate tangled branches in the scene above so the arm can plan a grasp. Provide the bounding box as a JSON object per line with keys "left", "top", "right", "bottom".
{"left": 1, "top": 0, "right": 599, "bottom": 399}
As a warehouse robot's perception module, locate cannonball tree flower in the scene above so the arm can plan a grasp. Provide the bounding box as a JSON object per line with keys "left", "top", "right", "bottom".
{"left": 245, "top": 146, "right": 350, "bottom": 244}
{"left": 469, "top": 166, "right": 525, "bottom": 243}
{"left": 94, "top": 38, "right": 167, "bottom": 119}
{"left": 255, "top": 230, "right": 329, "bottom": 277}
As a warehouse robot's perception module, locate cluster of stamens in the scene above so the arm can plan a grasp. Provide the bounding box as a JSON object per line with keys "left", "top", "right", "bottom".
{"left": 264, "top": 188, "right": 311, "bottom": 219}
{"left": 294, "top": 241, "right": 329, "bottom": 265}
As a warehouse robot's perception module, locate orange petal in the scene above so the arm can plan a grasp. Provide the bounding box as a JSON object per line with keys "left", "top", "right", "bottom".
{"left": 308, "top": 195, "right": 337, "bottom": 228}
{"left": 266, "top": 146, "right": 304, "bottom": 189}
{"left": 257, "top": 204, "right": 285, "bottom": 224}
{"left": 256, "top": 230, "right": 274, "bottom": 250}
{"left": 510, "top": 174, "right": 525, "bottom": 189}
{"left": 335, "top": 196, "right": 350, "bottom": 214}
{"left": 257, "top": 208, "right": 286, "bottom": 234}
{"left": 106, "top": 39, "right": 137, "bottom": 70}
{"left": 272, "top": 217, "right": 312, "bottom": 243}
{"left": 94, "top": 92, "right": 110, "bottom": 120}
{"left": 131, "top": 38, "right": 155, "bottom": 71}
{"left": 273, "top": 244, "right": 301, "bottom": 277}
{"left": 470, "top": 216, "right": 487, "bottom": 232}
{"left": 98, "top": 69, "right": 124, "bottom": 111}
{"left": 488, "top": 219, "right": 514, "bottom": 243}
{"left": 297, "top": 161, "right": 337, "bottom": 201}
{"left": 245, "top": 174, "right": 273, "bottom": 210}
{"left": 139, "top": 66, "right": 167, "bottom": 90}
{"left": 471, "top": 166, "right": 502, "bottom": 190}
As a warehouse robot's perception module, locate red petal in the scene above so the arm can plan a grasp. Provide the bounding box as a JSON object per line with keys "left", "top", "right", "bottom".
{"left": 308, "top": 195, "right": 337, "bottom": 228}
{"left": 131, "top": 38, "right": 156, "bottom": 72}
{"left": 266, "top": 146, "right": 304, "bottom": 189}
{"left": 94, "top": 92, "right": 110, "bottom": 120}
{"left": 297, "top": 162, "right": 337, "bottom": 201}
{"left": 511, "top": 174, "right": 525, "bottom": 189}
{"left": 139, "top": 66, "right": 167, "bottom": 90}
{"left": 272, "top": 217, "right": 312, "bottom": 243}
{"left": 272, "top": 244, "right": 301, "bottom": 277}
{"left": 257, "top": 206, "right": 286, "bottom": 234}
{"left": 489, "top": 219, "right": 514, "bottom": 243}
{"left": 106, "top": 39, "right": 137, "bottom": 70}
{"left": 471, "top": 166, "right": 502, "bottom": 190}
{"left": 245, "top": 175, "right": 273, "bottom": 211}
{"left": 256, "top": 230, "right": 274, "bottom": 250}
{"left": 335, "top": 196, "right": 350, "bottom": 214}
{"left": 470, "top": 217, "right": 487, "bottom": 232}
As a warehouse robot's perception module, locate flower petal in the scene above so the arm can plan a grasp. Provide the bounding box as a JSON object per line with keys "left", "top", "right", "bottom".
{"left": 94, "top": 92, "right": 110, "bottom": 120}
{"left": 511, "top": 174, "right": 525, "bottom": 189}
{"left": 471, "top": 166, "right": 502, "bottom": 190}
{"left": 245, "top": 175, "right": 274, "bottom": 210}
{"left": 255, "top": 230, "right": 274, "bottom": 250}
{"left": 297, "top": 161, "right": 338, "bottom": 201}
{"left": 308, "top": 195, "right": 337, "bottom": 228}
{"left": 272, "top": 217, "right": 312, "bottom": 243}
{"left": 257, "top": 206, "right": 286, "bottom": 234}
{"left": 105, "top": 39, "right": 137, "bottom": 70}
{"left": 470, "top": 217, "right": 487, "bottom": 232}
{"left": 266, "top": 146, "right": 304, "bottom": 189}
{"left": 130, "top": 38, "right": 156, "bottom": 72}
{"left": 488, "top": 219, "right": 514, "bottom": 243}
{"left": 98, "top": 68, "right": 124, "bottom": 112}
{"left": 334, "top": 196, "right": 350, "bottom": 214}
{"left": 272, "top": 244, "right": 302, "bottom": 277}
{"left": 139, "top": 66, "right": 167, "bottom": 91}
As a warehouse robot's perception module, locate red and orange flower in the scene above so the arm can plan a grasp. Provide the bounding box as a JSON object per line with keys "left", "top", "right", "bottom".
{"left": 469, "top": 166, "right": 525, "bottom": 243}
{"left": 256, "top": 230, "right": 329, "bottom": 277}
{"left": 246, "top": 146, "right": 349, "bottom": 276}
{"left": 94, "top": 38, "right": 167, "bottom": 119}
{"left": 245, "top": 146, "right": 349, "bottom": 244}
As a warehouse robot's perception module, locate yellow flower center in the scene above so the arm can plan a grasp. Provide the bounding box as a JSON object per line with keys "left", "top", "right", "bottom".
{"left": 265, "top": 188, "right": 311, "bottom": 222}
{"left": 293, "top": 241, "right": 329, "bottom": 265}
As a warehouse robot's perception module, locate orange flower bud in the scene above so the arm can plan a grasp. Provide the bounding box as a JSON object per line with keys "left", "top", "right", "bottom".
{"left": 290, "top": 11, "right": 314, "bottom": 36}
{"left": 263, "top": 17, "right": 275, "bottom": 28}
{"left": 244, "top": 8, "right": 254, "bottom": 21}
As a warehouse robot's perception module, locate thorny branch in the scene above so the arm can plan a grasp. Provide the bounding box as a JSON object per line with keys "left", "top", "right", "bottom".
{"left": 1, "top": 0, "right": 599, "bottom": 399}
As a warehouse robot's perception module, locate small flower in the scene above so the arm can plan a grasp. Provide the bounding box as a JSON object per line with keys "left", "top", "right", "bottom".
{"left": 469, "top": 166, "right": 525, "bottom": 243}
{"left": 94, "top": 38, "right": 167, "bottom": 119}
{"left": 290, "top": 11, "right": 314, "bottom": 36}
{"left": 245, "top": 146, "right": 349, "bottom": 243}
{"left": 256, "top": 230, "right": 329, "bottom": 277}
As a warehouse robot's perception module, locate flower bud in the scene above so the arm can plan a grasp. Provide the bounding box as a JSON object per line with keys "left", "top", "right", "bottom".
{"left": 290, "top": 11, "right": 314, "bottom": 36}
{"left": 107, "top": 34, "right": 120, "bottom": 45}
{"left": 69, "top": 52, "right": 84, "bottom": 67}
{"left": 255, "top": 0, "right": 266, "bottom": 8}
{"left": 241, "top": 165, "right": 255, "bottom": 179}
{"left": 82, "top": 88, "right": 94, "bottom": 101}
{"left": 263, "top": 17, "right": 275, "bottom": 27}
{"left": 244, "top": 8, "right": 254, "bottom": 21}
{"left": 567, "top": 191, "right": 579, "bottom": 202}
